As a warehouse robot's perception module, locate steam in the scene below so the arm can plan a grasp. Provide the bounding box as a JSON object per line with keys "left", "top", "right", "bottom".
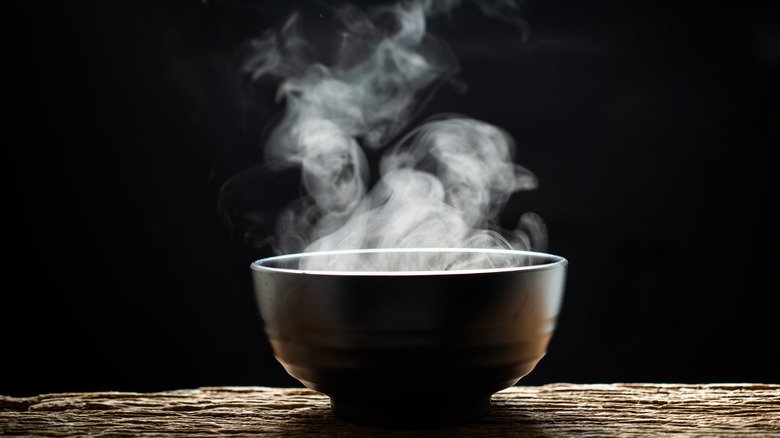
{"left": 226, "top": 0, "right": 546, "bottom": 271}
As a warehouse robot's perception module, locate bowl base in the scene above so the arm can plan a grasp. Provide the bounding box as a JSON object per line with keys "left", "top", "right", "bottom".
{"left": 330, "top": 393, "right": 492, "bottom": 428}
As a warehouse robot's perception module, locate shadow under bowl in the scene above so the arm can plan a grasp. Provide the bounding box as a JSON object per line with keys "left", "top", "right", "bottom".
{"left": 251, "top": 248, "right": 567, "bottom": 428}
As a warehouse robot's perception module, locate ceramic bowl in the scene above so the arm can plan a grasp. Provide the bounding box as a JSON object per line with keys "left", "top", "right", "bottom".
{"left": 251, "top": 248, "right": 567, "bottom": 427}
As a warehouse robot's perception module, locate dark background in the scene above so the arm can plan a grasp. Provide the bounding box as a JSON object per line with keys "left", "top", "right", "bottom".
{"left": 6, "top": 0, "right": 778, "bottom": 396}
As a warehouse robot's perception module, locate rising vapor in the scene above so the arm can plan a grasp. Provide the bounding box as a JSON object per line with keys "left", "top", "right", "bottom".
{"left": 221, "top": 0, "right": 545, "bottom": 271}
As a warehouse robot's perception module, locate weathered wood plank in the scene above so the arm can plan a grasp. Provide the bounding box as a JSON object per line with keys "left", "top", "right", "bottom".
{"left": 2, "top": 384, "right": 779, "bottom": 436}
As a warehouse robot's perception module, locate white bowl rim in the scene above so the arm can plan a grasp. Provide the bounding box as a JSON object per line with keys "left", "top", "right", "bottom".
{"left": 250, "top": 247, "right": 567, "bottom": 277}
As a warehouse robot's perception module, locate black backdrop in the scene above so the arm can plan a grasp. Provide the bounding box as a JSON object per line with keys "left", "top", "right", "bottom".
{"left": 6, "top": 0, "right": 778, "bottom": 396}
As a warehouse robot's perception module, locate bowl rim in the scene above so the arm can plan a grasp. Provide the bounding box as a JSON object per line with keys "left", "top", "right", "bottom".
{"left": 250, "top": 247, "right": 567, "bottom": 277}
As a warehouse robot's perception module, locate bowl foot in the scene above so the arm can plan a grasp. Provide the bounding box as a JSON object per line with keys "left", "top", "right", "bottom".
{"left": 330, "top": 393, "right": 492, "bottom": 428}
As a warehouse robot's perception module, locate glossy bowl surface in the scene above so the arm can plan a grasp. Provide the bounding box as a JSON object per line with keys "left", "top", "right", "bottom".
{"left": 251, "top": 248, "right": 567, "bottom": 427}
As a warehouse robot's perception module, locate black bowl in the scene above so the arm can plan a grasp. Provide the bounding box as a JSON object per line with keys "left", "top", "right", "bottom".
{"left": 251, "top": 248, "right": 567, "bottom": 428}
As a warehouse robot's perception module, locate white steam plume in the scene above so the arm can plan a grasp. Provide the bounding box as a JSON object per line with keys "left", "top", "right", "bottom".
{"left": 238, "top": 0, "right": 545, "bottom": 271}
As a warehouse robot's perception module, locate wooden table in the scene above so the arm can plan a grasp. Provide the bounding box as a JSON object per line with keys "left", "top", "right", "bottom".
{"left": 2, "top": 383, "right": 778, "bottom": 436}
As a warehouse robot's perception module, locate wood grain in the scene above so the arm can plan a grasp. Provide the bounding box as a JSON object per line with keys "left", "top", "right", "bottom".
{"left": 2, "top": 383, "right": 779, "bottom": 436}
